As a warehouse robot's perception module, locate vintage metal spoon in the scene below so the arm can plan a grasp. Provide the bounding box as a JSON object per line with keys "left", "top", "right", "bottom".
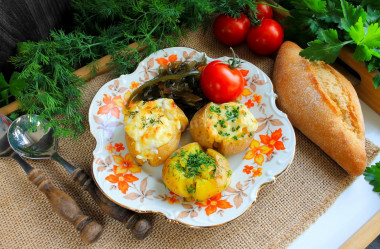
{"left": 0, "top": 114, "right": 102, "bottom": 244}
{"left": 7, "top": 114, "right": 152, "bottom": 240}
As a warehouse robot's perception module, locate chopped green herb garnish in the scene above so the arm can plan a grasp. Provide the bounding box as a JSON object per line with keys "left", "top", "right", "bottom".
{"left": 209, "top": 105, "right": 221, "bottom": 114}
{"left": 141, "top": 116, "right": 147, "bottom": 129}
{"left": 226, "top": 107, "right": 239, "bottom": 122}
{"left": 187, "top": 185, "right": 196, "bottom": 194}
{"left": 128, "top": 110, "right": 139, "bottom": 117}
{"left": 141, "top": 114, "right": 163, "bottom": 128}
{"left": 218, "top": 119, "right": 227, "bottom": 128}
{"left": 174, "top": 149, "right": 216, "bottom": 178}
{"left": 233, "top": 135, "right": 238, "bottom": 140}
{"left": 180, "top": 150, "right": 186, "bottom": 157}
{"left": 171, "top": 152, "right": 178, "bottom": 158}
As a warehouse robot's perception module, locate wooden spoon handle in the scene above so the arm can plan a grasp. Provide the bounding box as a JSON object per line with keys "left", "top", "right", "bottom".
{"left": 72, "top": 168, "right": 152, "bottom": 240}
{"left": 27, "top": 169, "right": 103, "bottom": 244}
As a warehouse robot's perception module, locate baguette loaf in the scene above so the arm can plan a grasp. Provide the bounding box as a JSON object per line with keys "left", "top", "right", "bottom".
{"left": 272, "top": 41, "right": 366, "bottom": 176}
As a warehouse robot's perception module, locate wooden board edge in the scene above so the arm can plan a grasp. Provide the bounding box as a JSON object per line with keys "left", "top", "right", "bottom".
{"left": 339, "top": 210, "right": 380, "bottom": 249}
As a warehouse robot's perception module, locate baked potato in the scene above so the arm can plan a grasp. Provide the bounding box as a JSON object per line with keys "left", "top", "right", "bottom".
{"left": 162, "top": 142, "right": 232, "bottom": 201}
{"left": 124, "top": 98, "right": 188, "bottom": 166}
{"left": 189, "top": 102, "right": 258, "bottom": 156}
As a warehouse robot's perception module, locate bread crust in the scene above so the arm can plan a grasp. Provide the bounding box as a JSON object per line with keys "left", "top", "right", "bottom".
{"left": 273, "top": 41, "right": 366, "bottom": 176}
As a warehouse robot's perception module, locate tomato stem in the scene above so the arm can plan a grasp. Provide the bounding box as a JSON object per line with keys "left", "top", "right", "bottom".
{"left": 228, "top": 47, "right": 241, "bottom": 69}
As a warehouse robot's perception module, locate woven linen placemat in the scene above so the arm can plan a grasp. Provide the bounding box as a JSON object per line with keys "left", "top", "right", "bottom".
{"left": 1, "top": 28, "right": 379, "bottom": 249}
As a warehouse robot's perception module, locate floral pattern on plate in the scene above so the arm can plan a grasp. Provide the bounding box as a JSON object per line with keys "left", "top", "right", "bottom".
{"left": 89, "top": 47, "right": 296, "bottom": 227}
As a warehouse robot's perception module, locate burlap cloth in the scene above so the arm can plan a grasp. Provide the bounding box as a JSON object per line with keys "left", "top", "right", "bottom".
{"left": 1, "top": 28, "right": 379, "bottom": 249}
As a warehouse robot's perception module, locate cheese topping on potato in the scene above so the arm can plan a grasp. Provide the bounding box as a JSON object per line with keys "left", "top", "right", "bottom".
{"left": 206, "top": 102, "right": 258, "bottom": 142}
{"left": 124, "top": 98, "right": 182, "bottom": 162}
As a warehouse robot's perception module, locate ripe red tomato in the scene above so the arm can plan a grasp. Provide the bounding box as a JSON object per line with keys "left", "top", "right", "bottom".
{"left": 213, "top": 13, "right": 251, "bottom": 46}
{"left": 200, "top": 60, "right": 245, "bottom": 103}
{"left": 246, "top": 19, "right": 284, "bottom": 55}
{"left": 256, "top": 3, "right": 273, "bottom": 20}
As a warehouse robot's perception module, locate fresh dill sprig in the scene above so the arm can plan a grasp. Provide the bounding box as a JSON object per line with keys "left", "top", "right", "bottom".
{"left": 10, "top": 40, "right": 85, "bottom": 138}
{"left": 9, "top": 0, "right": 260, "bottom": 138}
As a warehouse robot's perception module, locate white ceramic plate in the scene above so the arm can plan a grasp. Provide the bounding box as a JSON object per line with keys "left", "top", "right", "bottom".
{"left": 89, "top": 47, "right": 296, "bottom": 227}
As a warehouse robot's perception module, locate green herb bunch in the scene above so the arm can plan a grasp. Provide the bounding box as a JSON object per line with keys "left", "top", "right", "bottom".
{"left": 364, "top": 161, "right": 380, "bottom": 193}
{"left": 8, "top": 0, "right": 258, "bottom": 138}
{"left": 0, "top": 72, "right": 27, "bottom": 106}
{"left": 281, "top": 0, "right": 380, "bottom": 88}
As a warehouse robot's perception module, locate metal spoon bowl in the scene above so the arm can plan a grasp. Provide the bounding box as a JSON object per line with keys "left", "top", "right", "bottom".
{"left": 7, "top": 114, "right": 56, "bottom": 159}
{"left": 8, "top": 114, "right": 76, "bottom": 173}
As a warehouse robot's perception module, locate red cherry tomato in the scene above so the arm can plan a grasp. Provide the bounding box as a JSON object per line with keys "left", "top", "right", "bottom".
{"left": 200, "top": 60, "right": 245, "bottom": 103}
{"left": 213, "top": 13, "right": 251, "bottom": 46}
{"left": 246, "top": 19, "right": 284, "bottom": 55}
{"left": 256, "top": 3, "right": 273, "bottom": 20}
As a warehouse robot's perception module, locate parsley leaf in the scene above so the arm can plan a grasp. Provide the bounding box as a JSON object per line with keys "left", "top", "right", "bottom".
{"left": 354, "top": 45, "right": 372, "bottom": 61}
{"left": 340, "top": 0, "right": 367, "bottom": 31}
{"left": 0, "top": 73, "right": 7, "bottom": 87}
{"left": 364, "top": 162, "right": 380, "bottom": 193}
{"left": 284, "top": 0, "right": 380, "bottom": 89}
{"left": 372, "top": 73, "right": 380, "bottom": 88}
{"left": 368, "top": 56, "right": 380, "bottom": 72}
{"left": 301, "top": 0, "right": 327, "bottom": 14}
{"left": 366, "top": 5, "right": 380, "bottom": 25}
{"left": 300, "top": 29, "right": 352, "bottom": 63}
{"left": 360, "top": 22, "right": 380, "bottom": 48}
{"left": 349, "top": 16, "right": 366, "bottom": 43}
{"left": 361, "top": 0, "right": 380, "bottom": 10}
{"left": 349, "top": 16, "right": 380, "bottom": 61}
{"left": 9, "top": 72, "right": 28, "bottom": 97}
{"left": 0, "top": 72, "right": 28, "bottom": 106}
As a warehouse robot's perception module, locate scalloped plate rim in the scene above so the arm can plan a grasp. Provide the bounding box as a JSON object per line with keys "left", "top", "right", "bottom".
{"left": 88, "top": 46, "right": 296, "bottom": 228}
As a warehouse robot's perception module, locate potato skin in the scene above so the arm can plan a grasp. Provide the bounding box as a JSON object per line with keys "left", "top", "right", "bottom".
{"left": 189, "top": 102, "right": 257, "bottom": 156}
{"left": 124, "top": 98, "right": 188, "bottom": 167}
{"left": 126, "top": 131, "right": 181, "bottom": 166}
{"left": 218, "top": 135, "right": 254, "bottom": 156}
{"left": 189, "top": 104, "right": 215, "bottom": 149}
{"left": 162, "top": 142, "right": 231, "bottom": 201}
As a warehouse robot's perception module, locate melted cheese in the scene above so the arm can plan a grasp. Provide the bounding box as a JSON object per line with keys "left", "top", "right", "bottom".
{"left": 206, "top": 102, "right": 258, "bottom": 142}
{"left": 124, "top": 98, "right": 182, "bottom": 162}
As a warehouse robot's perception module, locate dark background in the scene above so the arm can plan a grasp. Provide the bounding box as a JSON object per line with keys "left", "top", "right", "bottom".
{"left": 0, "top": 0, "right": 71, "bottom": 79}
